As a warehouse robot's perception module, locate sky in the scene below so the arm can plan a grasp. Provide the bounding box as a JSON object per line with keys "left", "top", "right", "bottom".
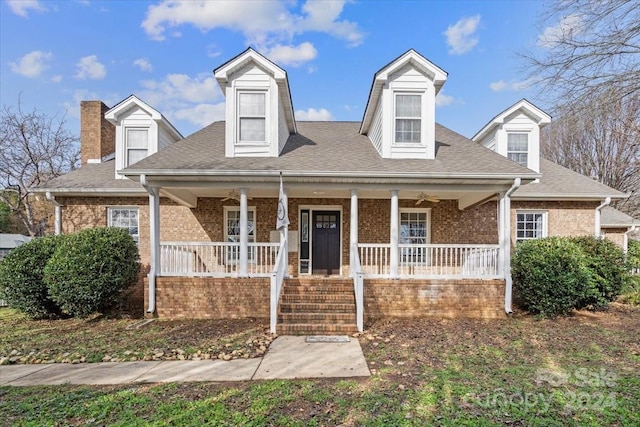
{"left": 0, "top": 0, "right": 560, "bottom": 140}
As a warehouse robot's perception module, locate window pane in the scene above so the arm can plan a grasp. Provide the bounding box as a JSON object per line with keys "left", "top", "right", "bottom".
{"left": 239, "top": 118, "right": 265, "bottom": 141}
{"left": 508, "top": 133, "right": 527, "bottom": 149}
{"left": 239, "top": 93, "right": 265, "bottom": 116}
{"left": 127, "top": 129, "right": 148, "bottom": 149}
{"left": 508, "top": 153, "right": 528, "bottom": 167}
{"left": 516, "top": 212, "right": 545, "bottom": 243}
{"left": 396, "top": 95, "right": 421, "bottom": 117}
{"left": 395, "top": 119, "right": 421, "bottom": 143}
{"left": 127, "top": 149, "right": 147, "bottom": 166}
{"left": 108, "top": 208, "right": 139, "bottom": 244}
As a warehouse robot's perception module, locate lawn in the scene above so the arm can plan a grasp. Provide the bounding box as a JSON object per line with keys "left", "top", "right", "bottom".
{"left": 1, "top": 304, "right": 639, "bottom": 426}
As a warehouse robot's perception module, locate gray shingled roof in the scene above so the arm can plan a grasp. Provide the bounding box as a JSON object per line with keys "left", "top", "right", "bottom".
{"left": 36, "top": 160, "right": 143, "bottom": 193}
{"left": 513, "top": 158, "right": 627, "bottom": 199}
{"left": 601, "top": 206, "right": 639, "bottom": 227}
{"left": 124, "top": 121, "right": 534, "bottom": 177}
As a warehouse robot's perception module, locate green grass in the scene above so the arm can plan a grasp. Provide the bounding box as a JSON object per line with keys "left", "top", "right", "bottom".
{"left": 1, "top": 304, "right": 639, "bottom": 425}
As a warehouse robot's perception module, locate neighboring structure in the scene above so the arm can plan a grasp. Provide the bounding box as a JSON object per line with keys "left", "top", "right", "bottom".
{"left": 0, "top": 234, "right": 32, "bottom": 261}
{"left": 0, "top": 234, "right": 32, "bottom": 306}
{"left": 600, "top": 206, "right": 639, "bottom": 253}
{"left": 36, "top": 48, "right": 629, "bottom": 334}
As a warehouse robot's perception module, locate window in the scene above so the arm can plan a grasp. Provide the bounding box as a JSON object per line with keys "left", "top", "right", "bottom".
{"left": 516, "top": 211, "right": 547, "bottom": 243}
{"left": 108, "top": 208, "right": 139, "bottom": 244}
{"left": 400, "top": 209, "right": 430, "bottom": 261}
{"left": 507, "top": 133, "right": 528, "bottom": 167}
{"left": 224, "top": 207, "right": 256, "bottom": 262}
{"left": 238, "top": 92, "right": 266, "bottom": 142}
{"left": 395, "top": 94, "right": 421, "bottom": 143}
{"left": 126, "top": 128, "right": 148, "bottom": 166}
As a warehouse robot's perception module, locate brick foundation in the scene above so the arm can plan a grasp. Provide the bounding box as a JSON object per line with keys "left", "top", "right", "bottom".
{"left": 146, "top": 277, "right": 270, "bottom": 319}
{"left": 364, "top": 279, "right": 506, "bottom": 320}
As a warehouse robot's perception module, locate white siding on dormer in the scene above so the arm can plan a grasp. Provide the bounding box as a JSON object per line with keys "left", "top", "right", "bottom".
{"left": 224, "top": 63, "right": 288, "bottom": 158}
{"left": 278, "top": 101, "right": 289, "bottom": 153}
{"left": 494, "top": 111, "right": 540, "bottom": 173}
{"left": 368, "top": 98, "right": 383, "bottom": 155}
{"left": 115, "top": 106, "right": 157, "bottom": 179}
{"left": 479, "top": 134, "right": 496, "bottom": 151}
{"left": 377, "top": 64, "right": 435, "bottom": 160}
{"left": 158, "top": 125, "right": 173, "bottom": 150}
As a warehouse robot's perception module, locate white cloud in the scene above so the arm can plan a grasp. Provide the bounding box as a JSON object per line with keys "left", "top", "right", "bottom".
{"left": 9, "top": 50, "right": 53, "bottom": 77}
{"left": 444, "top": 15, "right": 481, "bottom": 55}
{"left": 537, "top": 14, "right": 583, "bottom": 48}
{"left": 435, "top": 91, "right": 454, "bottom": 107}
{"left": 74, "top": 55, "right": 106, "bottom": 80}
{"left": 51, "top": 75, "right": 62, "bottom": 83}
{"left": 264, "top": 42, "right": 317, "bottom": 67}
{"left": 141, "top": 0, "right": 364, "bottom": 65}
{"left": 133, "top": 58, "right": 153, "bottom": 72}
{"left": 295, "top": 108, "right": 334, "bottom": 121}
{"left": 6, "top": 0, "right": 46, "bottom": 17}
{"left": 173, "top": 103, "right": 226, "bottom": 127}
{"left": 489, "top": 78, "right": 535, "bottom": 92}
{"left": 140, "top": 73, "right": 221, "bottom": 105}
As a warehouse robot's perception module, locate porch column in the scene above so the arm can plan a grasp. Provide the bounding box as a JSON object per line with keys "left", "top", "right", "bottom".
{"left": 390, "top": 189, "right": 399, "bottom": 278}
{"left": 350, "top": 189, "right": 359, "bottom": 277}
{"left": 147, "top": 186, "right": 160, "bottom": 315}
{"left": 498, "top": 192, "right": 506, "bottom": 275}
{"left": 282, "top": 187, "right": 289, "bottom": 278}
{"left": 239, "top": 188, "right": 248, "bottom": 277}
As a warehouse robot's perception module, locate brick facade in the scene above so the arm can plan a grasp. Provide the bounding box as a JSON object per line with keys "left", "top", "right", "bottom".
{"left": 601, "top": 228, "right": 626, "bottom": 248}
{"left": 80, "top": 101, "right": 115, "bottom": 164}
{"left": 364, "top": 279, "right": 506, "bottom": 319}
{"left": 57, "top": 195, "right": 601, "bottom": 319}
{"left": 511, "top": 200, "right": 599, "bottom": 243}
{"left": 148, "top": 277, "right": 270, "bottom": 319}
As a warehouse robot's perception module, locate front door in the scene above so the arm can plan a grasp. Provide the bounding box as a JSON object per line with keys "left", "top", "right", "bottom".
{"left": 312, "top": 211, "right": 340, "bottom": 275}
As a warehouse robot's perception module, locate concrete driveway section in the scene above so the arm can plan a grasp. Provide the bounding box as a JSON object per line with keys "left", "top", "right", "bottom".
{"left": 4, "top": 361, "right": 162, "bottom": 386}
{"left": 137, "top": 359, "right": 261, "bottom": 383}
{"left": 0, "top": 364, "right": 51, "bottom": 385}
{"left": 253, "top": 336, "right": 370, "bottom": 380}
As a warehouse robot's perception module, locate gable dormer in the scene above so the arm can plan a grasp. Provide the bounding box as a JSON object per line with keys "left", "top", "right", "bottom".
{"left": 214, "top": 48, "right": 296, "bottom": 158}
{"left": 105, "top": 95, "right": 183, "bottom": 179}
{"left": 360, "top": 50, "right": 447, "bottom": 160}
{"left": 472, "top": 99, "right": 551, "bottom": 173}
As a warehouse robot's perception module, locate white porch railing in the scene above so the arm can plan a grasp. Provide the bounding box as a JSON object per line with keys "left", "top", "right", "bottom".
{"left": 351, "top": 243, "right": 364, "bottom": 332}
{"left": 270, "top": 239, "right": 288, "bottom": 333}
{"left": 160, "top": 242, "right": 280, "bottom": 277}
{"left": 358, "top": 243, "right": 501, "bottom": 278}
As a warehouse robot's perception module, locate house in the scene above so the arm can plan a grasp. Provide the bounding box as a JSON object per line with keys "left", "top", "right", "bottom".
{"left": 36, "top": 48, "right": 629, "bottom": 334}
{"left": 599, "top": 206, "right": 639, "bottom": 254}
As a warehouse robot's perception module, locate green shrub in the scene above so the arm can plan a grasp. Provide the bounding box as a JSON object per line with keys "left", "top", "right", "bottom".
{"left": 0, "top": 235, "right": 64, "bottom": 318}
{"left": 570, "top": 236, "right": 629, "bottom": 309}
{"left": 45, "top": 227, "right": 140, "bottom": 318}
{"left": 619, "top": 275, "right": 640, "bottom": 305}
{"left": 512, "top": 237, "right": 594, "bottom": 318}
{"left": 628, "top": 239, "right": 640, "bottom": 271}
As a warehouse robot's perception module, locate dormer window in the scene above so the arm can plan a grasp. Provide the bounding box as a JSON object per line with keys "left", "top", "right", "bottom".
{"left": 238, "top": 91, "right": 266, "bottom": 143}
{"left": 126, "top": 128, "right": 148, "bottom": 166}
{"left": 507, "top": 133, "right": 528, "bottom": 167}
{"left": 395, "top": 94, "right": 422, "bottom": 143}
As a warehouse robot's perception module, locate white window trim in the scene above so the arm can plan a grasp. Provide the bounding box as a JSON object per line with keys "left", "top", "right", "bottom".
{"left": 507, "top": 132, "right": 529, "bottom": 167}
{"left": 236, "top": 90, "right": 268, "bottom": 145}
{"left": 515, "top": 210, "right": 548, "bottom": 243}
{"left": 107, "top": 207, "right": 140, "bottom": 244}
{"left": 393, "top": 92, "right": 424, "bottom": 145}
{"left": 399, "top": 208, "right": 432, "bottom": 244}
{"left": 223, "top": 206, "right": 257, "bottom": 263}
{"left": 125, "top": 127, "right": 149, "bottom": 167}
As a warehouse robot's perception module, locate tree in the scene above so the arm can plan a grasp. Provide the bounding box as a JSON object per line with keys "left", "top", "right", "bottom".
{"left": 0, "top": 101, "right": 79, "bottom": 236}
{"left": 541, "top": 88, "right": 640, "bottom": 217}
{"left": 522, "top": 0, "right": 640, "bottom": 107}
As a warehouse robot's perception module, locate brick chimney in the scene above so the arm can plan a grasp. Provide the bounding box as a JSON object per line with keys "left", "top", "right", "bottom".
{"left": 80, "top": 101, "right": 115, "bottom": 165}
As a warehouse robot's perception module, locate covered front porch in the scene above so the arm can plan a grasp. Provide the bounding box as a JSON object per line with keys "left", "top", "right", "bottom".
{"left": 138, "top": 174, "right": 522, "bottom": 333}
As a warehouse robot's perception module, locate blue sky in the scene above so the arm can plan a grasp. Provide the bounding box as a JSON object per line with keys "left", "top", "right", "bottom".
{"left": 1, "top": 0, "right": 556, "bottom": 139}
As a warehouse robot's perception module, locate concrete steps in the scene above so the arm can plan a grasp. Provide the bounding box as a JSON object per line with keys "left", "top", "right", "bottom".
{"left": 276, "top": 278, "right": 357, "bottom": 335}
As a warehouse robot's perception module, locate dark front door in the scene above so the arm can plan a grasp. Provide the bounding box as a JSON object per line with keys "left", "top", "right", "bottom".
{"left": 312, "top": 211, "right": 341, "bottom": 275}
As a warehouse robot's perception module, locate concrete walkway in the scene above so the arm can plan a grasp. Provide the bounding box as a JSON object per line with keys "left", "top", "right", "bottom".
{"left": 0, "top": 336, "right": 370, "bottom": 386}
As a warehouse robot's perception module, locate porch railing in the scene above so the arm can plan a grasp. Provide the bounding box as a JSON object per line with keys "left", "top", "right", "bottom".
{"left": 351, "top": 243, "right": 364, "bottom": 332}
{"left": 270, "top": 239, "right": 288, "bottom": 333}
{"left": 160, "top": 242, "right": 280, "bottom": 277}
{"left": 358, "top": 243, "right": 501, "bottom": 278}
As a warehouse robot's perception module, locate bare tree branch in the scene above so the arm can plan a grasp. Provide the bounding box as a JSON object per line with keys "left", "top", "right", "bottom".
{"left": 0, "top": 99, "right": 80, "bottom": 236}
